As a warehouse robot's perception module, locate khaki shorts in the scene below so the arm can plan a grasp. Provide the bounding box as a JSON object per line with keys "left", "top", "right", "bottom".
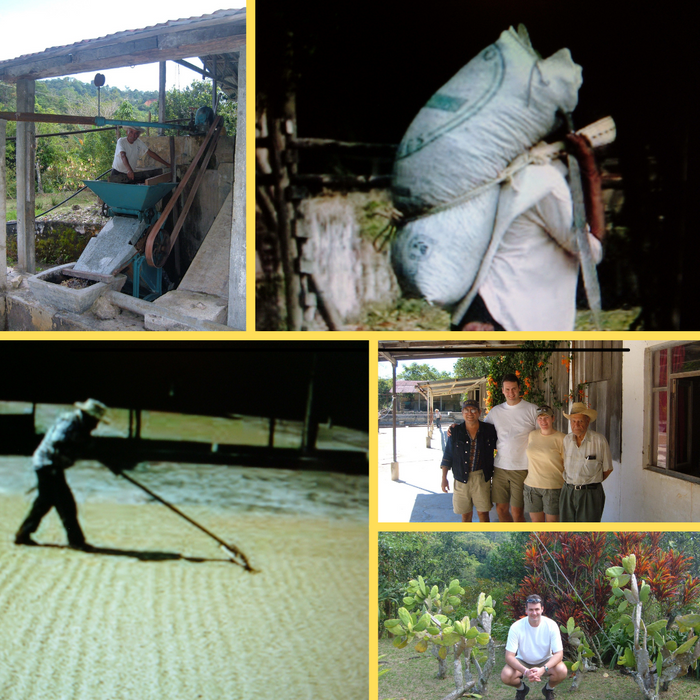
{"left": 491, "top": 468, "right": 527, "bottom": 509}
{"left": 524, "top": 485, "right": 562, "bottom": 515}
{"left": 519, "top": 656, "right": 554, "bottom": 671}
{"left": 453, "top": 472, "right": 492, "bottom": 514}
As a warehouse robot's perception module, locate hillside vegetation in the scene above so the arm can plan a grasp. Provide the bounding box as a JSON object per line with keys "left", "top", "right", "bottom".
{"left": 1, "top": 75, "right": 237, "bottom": 198}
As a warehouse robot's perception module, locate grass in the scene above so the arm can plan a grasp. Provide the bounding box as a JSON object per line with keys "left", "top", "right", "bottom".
{"left": 358, "top": 298, "right": 452, "bottom": 330}
{"left": 575, "top": 307, "right": 642, "bottom": 331}
{"left": 357, "top": 298, "right": 643, "bottom": 331}
{"left": 3, "top": 190, "right": 99, "bottom": 222}
{"left": 378, "top": 638, "right": 700, "bottom": 700}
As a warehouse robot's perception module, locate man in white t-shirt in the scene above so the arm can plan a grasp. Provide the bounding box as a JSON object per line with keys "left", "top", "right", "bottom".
{"left": 483, "top": 374, "right": 538, "bottom": 522}
{"left": 502, "top": 594, "right": 568, "bottom": 700}
{"left": 109, "top": 126, "right": 171, "bottom": 184}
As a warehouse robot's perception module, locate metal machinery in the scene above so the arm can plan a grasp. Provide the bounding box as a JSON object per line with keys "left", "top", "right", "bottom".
{"left": 1, "top": 107, "right": 223, "bottom": 301}
{"left": 73, "top": 109, "right": 223, "bottom": 300}
{"left": 76, "top": 180, "right": 178, "bottom": 299}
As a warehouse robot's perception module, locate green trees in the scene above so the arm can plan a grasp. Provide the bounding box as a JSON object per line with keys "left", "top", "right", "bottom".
{"left": 452, "top": 357, "right": 490, "bottom": 379}
{"left": 378, "top": 376, "right": 393, "bottom": 410}
{"left": 2, "top": 75, "right": 238, "bottom": 200}
{"left": 501, "top": 532, "right": 700, "bottom": 694}
{"left": 155, "top": 79, "right": 237, "bottom": 135}
{"left": 380, "top": 533, "right": 700, "bottom": 699}
{"left": 398, "top": 362, "right": 451, "bottom": 381}
{"left": 378, "top": 532, "right": 499, "bottom": 630}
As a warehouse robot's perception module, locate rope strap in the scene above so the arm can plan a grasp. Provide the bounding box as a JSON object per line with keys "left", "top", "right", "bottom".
{"left": 373, "top": 149, "right": 556, "bottom": 251}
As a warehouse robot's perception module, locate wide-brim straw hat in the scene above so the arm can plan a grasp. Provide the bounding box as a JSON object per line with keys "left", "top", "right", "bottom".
{"left": 563, "top": 402, "right": 597, "bottom": 423}
{"left": 124, "top": 125, "right": 144, "bottom": 135}
{"left": 75, "top": 398, "right": 110, "bottom": 423}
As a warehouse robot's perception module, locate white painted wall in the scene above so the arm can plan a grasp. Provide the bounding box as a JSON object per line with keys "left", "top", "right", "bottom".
{"left": 604, "top": 341, "right": 700, "bottom": 522}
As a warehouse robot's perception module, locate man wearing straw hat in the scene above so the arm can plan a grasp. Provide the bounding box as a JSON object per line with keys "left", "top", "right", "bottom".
{"left": 109, "top": 125, "right": 171, "bottom": 184}
{"left": 14, "top": 399, "right": 110, "bottom": 550}
{"left": 559, "top": 402, "right": 613, "bottom": 522}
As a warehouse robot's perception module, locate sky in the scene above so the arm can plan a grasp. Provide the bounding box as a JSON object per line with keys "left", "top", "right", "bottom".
{"left": 377, "top": 357, "right": 458, "bottom": 379}
{"left": 0, "top": 0, "right": 245, "bottom": 92}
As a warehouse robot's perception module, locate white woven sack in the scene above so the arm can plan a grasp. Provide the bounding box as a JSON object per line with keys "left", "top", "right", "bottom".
{"left": 391, "top": 26, "right": 583, "bottom": 306}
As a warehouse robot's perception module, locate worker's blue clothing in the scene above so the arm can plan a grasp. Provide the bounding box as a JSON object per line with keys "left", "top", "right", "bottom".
{"left": 16, "top": 410, "right": 95, "bottom": 546}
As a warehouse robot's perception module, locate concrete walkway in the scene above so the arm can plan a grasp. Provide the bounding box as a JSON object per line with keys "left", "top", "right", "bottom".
{"left": 378, "top": 425, "right": 505, "bottom": 523}
{"left": 378, "top": 425, "right": 621, "bottom": 523}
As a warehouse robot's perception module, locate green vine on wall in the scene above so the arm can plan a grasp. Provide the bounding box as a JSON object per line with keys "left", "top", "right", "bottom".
{"left": 481, "top": 342, "right": 560, "bottom": 412}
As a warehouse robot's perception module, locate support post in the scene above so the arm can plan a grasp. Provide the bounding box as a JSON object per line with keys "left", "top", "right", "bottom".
{"left": 228, "top": 46, "right": 246, "bottom": 329}
{"left": 302, "top": 352, "right": 318, "bottom": 453}
{"left": 212, "top": 56, "right": 217, "bottom": 112}
{"left": 158, "top": 62, "right": 166, "bottom": 136}
{"left": 16, "top": 79, "right": 36, "bottom": 273}
{"left": 426, "top": 391, "right": 433, "bottom": 448}
{"left": 391, "top": 361, "right": 399, "bottom": 480}
{"left": 0, "top": 119, "right": 7, "bottom": 290}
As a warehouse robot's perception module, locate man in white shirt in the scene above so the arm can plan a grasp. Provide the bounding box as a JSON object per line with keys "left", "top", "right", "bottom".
{"left": 502, "top": 594, "right": 568, "bottom": 700}
{"left": 109, "top": 126, "right": 171, "bottom": 184}
{"left": 483, "top": 374, "right": 539, "bottom": 522}
{"left": 560, "top": 402, "right": 613, "bottom": 522}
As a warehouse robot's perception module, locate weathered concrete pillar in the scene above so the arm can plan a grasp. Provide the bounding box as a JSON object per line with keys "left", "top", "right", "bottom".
{"left": 0, "top": 119, "right": 7, "bottom": 290}
{"left": 16, "top": 79, "right": 36, "bottom": 273}
{"left": 228, "top": 47, "right": 246, "bottom": 330}
{"left": 158, "top": 62, "right": 166, "bottom": 136}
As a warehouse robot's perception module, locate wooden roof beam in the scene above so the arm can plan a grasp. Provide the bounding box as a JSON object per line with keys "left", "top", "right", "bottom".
{"left": 175, "top": 57, "right": 239, "bottom": 91}
{"left": 0, "top": 22, "right": 245, "bottom": 82}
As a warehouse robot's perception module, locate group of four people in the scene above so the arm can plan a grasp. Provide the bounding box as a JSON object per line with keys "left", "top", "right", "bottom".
{"left": 439, "top": 374, "right": 613, "bottom": 523}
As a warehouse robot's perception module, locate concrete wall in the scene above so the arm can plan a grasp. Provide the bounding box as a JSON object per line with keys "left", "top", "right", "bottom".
{"left": 297, "top": 193, "right": 400, "bottom": 323}
{"left": 607, "top": 341, "right": 700, "bottom": 522}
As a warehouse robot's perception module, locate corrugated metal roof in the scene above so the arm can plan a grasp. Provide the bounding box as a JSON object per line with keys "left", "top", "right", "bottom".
{"left": 394, "top": 380, "right": 420, "bottom": 394}
{"left": 199, "top": 53, "right": 240, "bottom": 100}
{"left": 0, "top": 8, "right": 245, "bottom": 66}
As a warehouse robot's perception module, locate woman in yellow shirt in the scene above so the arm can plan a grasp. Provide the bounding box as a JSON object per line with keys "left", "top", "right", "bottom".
{"left": 524, "top": 406, "right": 565, "bottom": 523}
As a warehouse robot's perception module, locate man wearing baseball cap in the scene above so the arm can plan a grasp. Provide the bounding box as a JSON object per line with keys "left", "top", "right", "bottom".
{"left": 559, "top": 402, "right": 613, "bottom": 522}
{"left": 15, "top": 399, "right": 110, "bottom": 550}
{"left": 440, "top": 399, "right": 497, "bottom": 522}
{"left": 109, "top": 125, "right": 171, "bottom": 183}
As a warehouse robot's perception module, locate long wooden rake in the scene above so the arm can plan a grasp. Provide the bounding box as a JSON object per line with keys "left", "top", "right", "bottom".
{"left": 118, "top": 470, "right": 256, "bottom": 572}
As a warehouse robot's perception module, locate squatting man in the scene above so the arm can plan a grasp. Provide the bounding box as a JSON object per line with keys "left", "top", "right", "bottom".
{"left": 502, "top": 594, "right": 568, "bottom": 700}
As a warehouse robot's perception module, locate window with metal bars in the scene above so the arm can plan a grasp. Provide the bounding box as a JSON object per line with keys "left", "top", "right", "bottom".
{"left": 647, "top": 342, "right": 700, "bottom": 478}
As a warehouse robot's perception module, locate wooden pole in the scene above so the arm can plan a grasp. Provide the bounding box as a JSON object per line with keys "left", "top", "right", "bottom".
{"left": 426, "top": 390, "right": 433, "bottom": 448}
{"left": 0, "top": 119, "right": 6, "bottom": 290}
{"left": 269, "top": 112, "right": 302, "bottom": 329}
{"left": 158, "top": 62, "right": 166, "bottom": 137}
{"left": 212, "top": 56, "right": 217, "bottom": 112}
{"left": 228, "top": 46, "right": 246, "bottom": 330}
{"left": 117, "top": 471, "right": 254, "bottom": 571}
{"left": 16, "top": 79, "right": 35, "bottom": 273}
{"left": 301, "top": 352, "right": 318, "bottom": 453}
{"left": 391, "top": 361, "right": 399, "bottom": 480}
